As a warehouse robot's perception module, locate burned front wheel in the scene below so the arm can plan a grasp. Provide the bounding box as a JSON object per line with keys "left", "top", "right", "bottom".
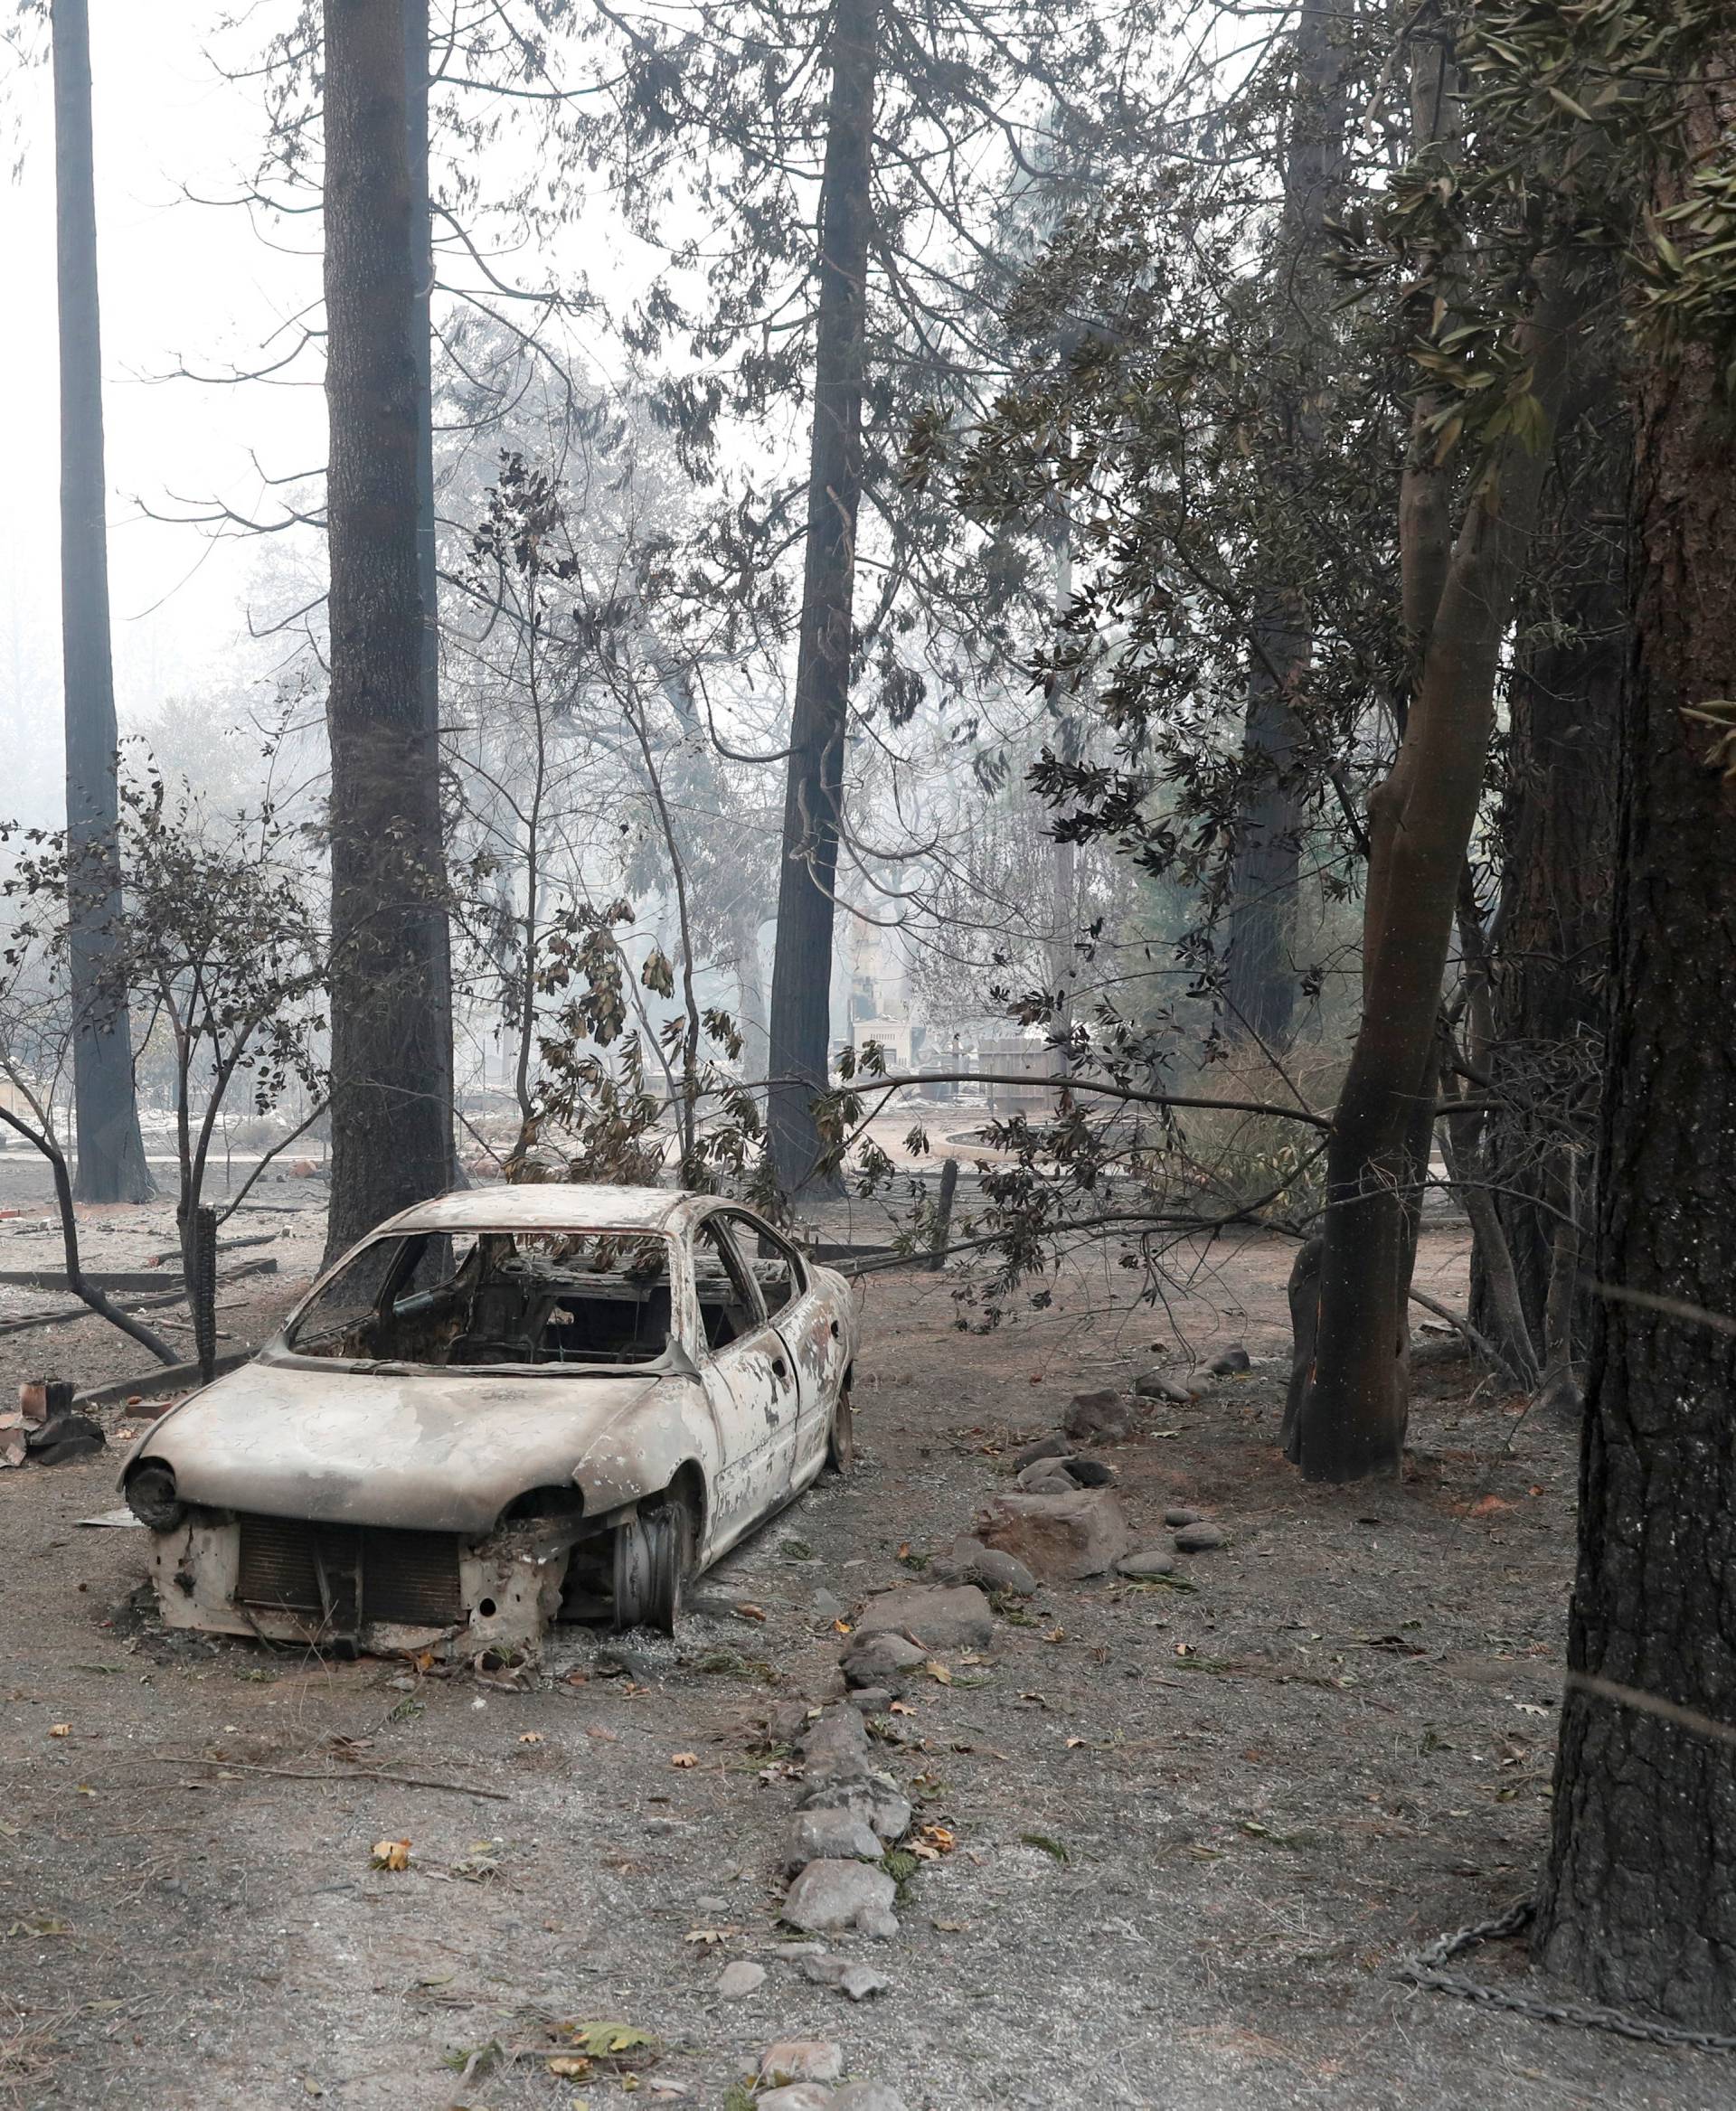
{"left": 611, "top": 1495, "right": 688, "bottom": 1635}
{"left": 824, "top": 1387, "right": 856, "bottom": 1476}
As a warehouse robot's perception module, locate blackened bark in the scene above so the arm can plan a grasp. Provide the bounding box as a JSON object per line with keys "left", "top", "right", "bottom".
{"left": 1222, "top": 0, "right": 1350, "bottom": 1051}
{"left": 52, "top": 0, "right": 152, "bottom": 1205}
{"left": 1534, "top": 66, "right": 1736, "bottom": 2020}
{"left": 323, "top": 0, "right": 452, "bottom": 1258}
{"left": 403, "top": 0, "right": 458, "bottom": 1187}
{"left": 765, "top": 0, "right": 879, "bottom": 1200}
{"left": 1471, "top": 351, "right": 1624, "bottom": 1352}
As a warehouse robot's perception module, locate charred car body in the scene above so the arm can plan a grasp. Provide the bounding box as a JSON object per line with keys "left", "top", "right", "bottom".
{"left": 119, "top": 1186, "right": 856, "bottom": 1658}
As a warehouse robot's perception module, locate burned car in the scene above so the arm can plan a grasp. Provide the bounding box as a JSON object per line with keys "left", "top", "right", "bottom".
{"left": 118, "top": 1185, "right": 856, "bottom": 1657}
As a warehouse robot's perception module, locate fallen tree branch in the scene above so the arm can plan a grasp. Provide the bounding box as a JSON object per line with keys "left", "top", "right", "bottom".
{"left": 139, "top": 1755, "right": 511, "bottom": 1802}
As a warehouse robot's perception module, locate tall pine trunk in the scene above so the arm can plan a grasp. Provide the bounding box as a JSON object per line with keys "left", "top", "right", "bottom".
{"left": 322, "top": 0, "right": 452, "bottom": 1258}
{"left": 1470, "top": 337, "right": 1625, "bottom": 1373}
{"left": 1533, "top": 52, "right": 1736, "bottom": 2019}
{"left": 403, "top": 0, "right": 458, "bottom": 1187}
{"left": 1222, "top": 0, "right": 1350, "bottom": 1052}
{"left": 765, "top": 0, "right": 879, "bottom": 1200}
{"left": 52, "top": 0, "right": 152, "bottom": 1205}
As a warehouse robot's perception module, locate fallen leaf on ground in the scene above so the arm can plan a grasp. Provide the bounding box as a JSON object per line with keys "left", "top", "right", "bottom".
{"left": 585, "top": 1726, "right": 619, "bottom": 1742}
{"left": 671, "top": 1752, "right": 698, "bottom": 1768}
{"left": 518, "top": 1731, "right": 545, "bottom": 1745}
{"left": 1469, "top": 1494, "right": 1514, "bottom": 1517}
{"left": 1065, "top": 1736, "right": 1087, "bottom": 1749}
{"left": 924, "top": 1660, "right": 952, "bottom": 1684}
{"left": 889, "top": 1700, "right": 915, "bottom": 1715}
{"left": 562, "top": 2021, "right": 657, "bottom": 2057}
{"left": 546, "top": 2056, "right": 591, "bottom": 2078}
{"left": 371, "top": 1838, "right": 411, "bottom": 1871}
{"left": 47, "top": 1723, "right": 71, "bottom": 1739}
{"left": 734, "top": 1603, "right": 766, "bottom": 1621}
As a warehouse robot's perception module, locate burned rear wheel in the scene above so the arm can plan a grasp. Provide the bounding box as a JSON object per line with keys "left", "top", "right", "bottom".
{"left": 611, "top": 1494, "right": 689, "bottom": 1635}
{"left": 825, "top": 1387, "right": 855, "bottom": 1475}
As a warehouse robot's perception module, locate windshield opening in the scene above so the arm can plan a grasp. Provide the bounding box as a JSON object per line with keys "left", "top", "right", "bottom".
{"left": 285, "top": 1230, "right": 676, "bottom": 1369}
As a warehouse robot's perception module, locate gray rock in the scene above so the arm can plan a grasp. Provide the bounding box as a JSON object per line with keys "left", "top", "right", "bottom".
{"left": 1017, "top": 1465, "right": 1078, "bottom": 1496}
{"left": 782, "top": 1859, "right": 900, "bottom": 1935}
{"left": 846, "top": 1686, "right": 895, "bottom": 1713}
{"left": 1175, "top": 1521, "right": 1228, "bottom": 1551}
{"left": 799, "top": 1706, "right": 873, "bottom": 1781}
{"left": 1164, "top": 1506, "right": 1203, "bottom": 1527}
{"left": 1116, "top": 1547, "right": 1176, "bottom": 1579}
{"left": 1133, "top": 1370, "right": 1190, "bottom": 1404}
{"left": 797, "top": 1770, "right": 913, "bottom": 1842}
{"left": 644, "top": 1815, "right": 677, "bottom": 1836}
{"left": 970, "top": 1546, "right": 1038, "bottom": 1596}
{"left": 858, "top": 1905, "right": 901, "bottom": 1940}
{"left": 811, "top": 1588, "right": 845, "bottom": 1623}
{"left": 1062, "top": 1388, "right": 1132, "bottom": 1445}
{"left": 1210, "top": 1343, "right": 1252, "bottom": 1375}
{"left": 1062, "top": 1456, "right": 1117, "bottom": 1487}
{"left": 801, "top": 1952, "right": 888, "bottom": 2000}
{"left": 758, "top": 2089, "right": 834, "bottom": 2111}
{"left": 975, "top": 1488, "right": 1134, "bottom": 1581}
{"left": 760, "top": 2040, "right": 844, "bottom": 2087}
{"left": 1013, "top": 1433, "right": 1071, "bottom": 1469}
{"left": 787, "top": 1806, "right": 884, "bottom": 1871}
{"left": 768, "top": 1698, "right": 816, "bottom": 1744}
{"left": 773, "top": 1941, "right": 828, "bottom": 1960}
{"left": 718, "top": 1959, "right": 767, "bottom": 1999}
{"left": 696, "top": 1893, "right": 731, "bottom": 1914}
{"left": 833, "top": 2088, "right": 911, "bottom": 2111}
{"left": 852, "top": 1583, "right": 994, "bottom": 1652}
{"left": 839, "top": 1631, "right": 926, "bottom": 1688}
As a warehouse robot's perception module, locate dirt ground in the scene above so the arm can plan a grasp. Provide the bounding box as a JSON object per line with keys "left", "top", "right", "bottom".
{"left": 1, "top": 1186, "right": 1728, "bottom": 2111}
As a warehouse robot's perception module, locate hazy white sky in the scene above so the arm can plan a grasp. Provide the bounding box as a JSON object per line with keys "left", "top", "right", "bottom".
{"left": 3, "top": 5, "right": 329, "bottom": 818}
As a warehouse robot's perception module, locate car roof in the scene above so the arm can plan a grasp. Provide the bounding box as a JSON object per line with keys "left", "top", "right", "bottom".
{"left": 378, "top": 1183, "right": 722, "bottom": 1238}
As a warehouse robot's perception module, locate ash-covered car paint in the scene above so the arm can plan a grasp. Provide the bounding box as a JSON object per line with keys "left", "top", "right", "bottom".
{"left": 119, "top": 1185, "right": 857, "bottom": 1658}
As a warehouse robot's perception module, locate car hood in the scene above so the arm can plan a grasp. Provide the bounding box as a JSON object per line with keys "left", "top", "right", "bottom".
{"left": 130, "top": 1355, "right": 670, "bottom": 1534}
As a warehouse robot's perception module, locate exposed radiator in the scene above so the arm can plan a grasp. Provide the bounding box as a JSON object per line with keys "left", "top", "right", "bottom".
{"left": 235, "top": 1514, "right": 462, "bottom": 1626}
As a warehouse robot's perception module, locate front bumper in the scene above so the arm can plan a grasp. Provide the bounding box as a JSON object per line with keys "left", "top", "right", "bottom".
{"left": 149, "top": 1508, "right": 578, "bottom": 1660}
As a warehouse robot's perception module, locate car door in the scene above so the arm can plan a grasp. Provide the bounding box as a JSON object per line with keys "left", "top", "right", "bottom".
{"left": 691, "top": 1214, "right": 801, "bottom": 1551}
{"left": 720, "top": 1209, "right": 843, "bottom": 1485}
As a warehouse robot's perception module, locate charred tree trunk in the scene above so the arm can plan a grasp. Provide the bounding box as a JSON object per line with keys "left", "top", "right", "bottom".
{"left": 1469, "top": 346, "right": 1625, "bottom": 1362}
{"left": 52, "top": 0, "right": 152, "bottom": 1205}
{"left": 1290, "top": 252, "right": 1580, "bottom": 1481}
{"left": 1533, "top": 58, "right": 1736, "bottom": 2021}
{"left": 765, "top": 0, "right": 879, "bottom": 1200}
{"left": 403, "top": 0, "right": 458, "bottom": 1188}
{"left": 1222, "top": 0, "right": 1350, "bottom": 1052}
{"left": 322, "top": 0, "right": 453, "bottom": 1258}
{"left": 730, "top": 900, "right": 770, "bottom": 1087}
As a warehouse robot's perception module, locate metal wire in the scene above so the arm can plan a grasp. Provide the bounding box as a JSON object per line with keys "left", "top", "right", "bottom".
{"left": 1392, "top": 1899, "right": 1736, "bottom": 2053}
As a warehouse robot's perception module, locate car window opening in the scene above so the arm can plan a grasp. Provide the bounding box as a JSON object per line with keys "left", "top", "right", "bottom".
{"left": 288, "top": 1230, "right": 682, "bottom": 1369}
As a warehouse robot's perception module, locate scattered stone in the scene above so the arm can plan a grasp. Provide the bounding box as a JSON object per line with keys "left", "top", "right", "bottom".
{"left": 1017, "top": 1463, "right": 1077, "bottom": 1495}
{"left": 1210, "top": 1343, "right": 1252, "bottom": 1375}
{"left": 773, "top": 1941, "right": 828, "bottom": 1961}
{"left": 799, "top": 1707, "right": 873, "bottom": 1781}
{"left": 852, "top": 1583, "right": 994, "bottom": 1652}
{"left": 833, "top": 2087, "right": 910, "bottom": 2111}
{"left": 858, "top": 1905, "right": 901, "bottom": 1940}
{"left": 811, "top": 1588, "right": 845, "bottom": 1623}
{"left": 1115, "top": 1547, "right": 1176, "bottom": 1579}
{"left": 1133, "top": 1369, "right": 1190, "bottom": 1404}
{"left": 758, "top": 2088, "right": 833, "bottom": 2111}
{"left": 802, "top": 1954, "right": 891, "bottom": 2001}
{"left": 760, "top": 2040, "right": 844, "bottom": 2087}
{"left": 718, "top": 1960, "right": 766, "bottom": 1999}
{"left": 1013, "top": 1433, "right": 1071, "bottom": 1470}
{"left": 696, "top": 1893, "right": 731, "bottom": 1915}
{"left": 782, "top": 1859, "right": 900, "bottom": 1935}
{"left": 1164, "top": 1507, "right": 1203, "bottom": 1527}
{"left": 797, "top": 1770, "right": 913, "bottom": 1842}
{"left": 975, "top": 1489, "right": 1133, "bottom": 1581}
{"left": 839, "top": 1632, "right": 926, "bottom": 1688}
{"left": 1175, "top": 1521, "right": 1228, "bottom": 1552}
{"left": 787, "top": 1807, "right": 884, "bottom": 1871}
{"left": 769, "top": 1699, "right": 816, "bottom": 1745}
{"left": 846, "top": 1686, "right": 895, "bottom": 1713}
{"left": 1062, "top": 1389, "right": 1131, "bottom": 1445}
{"left": 644, "top": 1815, "right": 677, "bottom": 1836}
{"left": 1061, "top": 1456, "right": 1117, "bottom": 1487}
{"left": 969, "top": 1547, "right": 1038, "bottom": 1596}
{"left": 0, "top": 1414, "right": 26, "bottom": 1471}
